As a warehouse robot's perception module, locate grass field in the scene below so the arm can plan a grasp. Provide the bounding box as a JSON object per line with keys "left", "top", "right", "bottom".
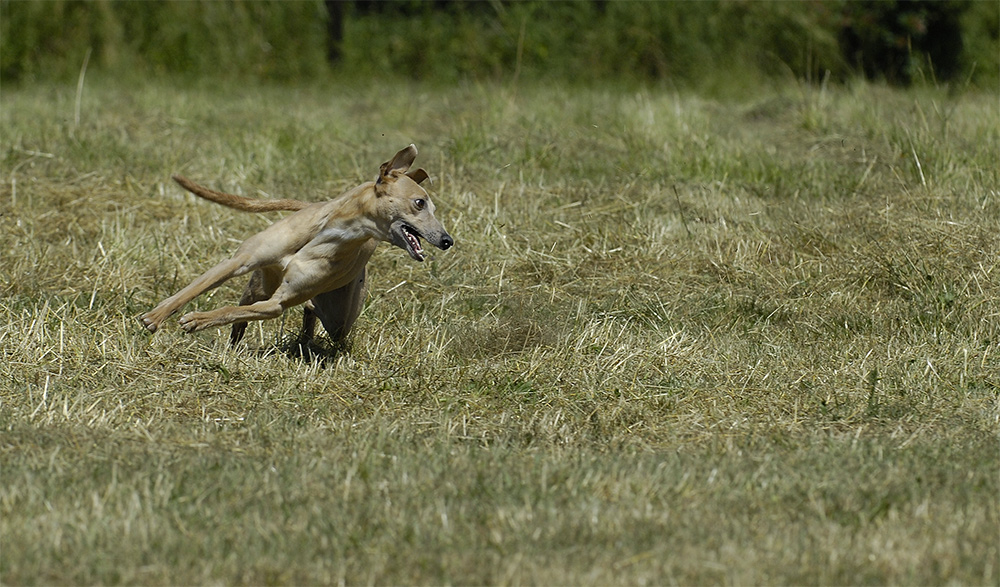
{"left": 1, "top": 76, "right": 998, "bottom": 584}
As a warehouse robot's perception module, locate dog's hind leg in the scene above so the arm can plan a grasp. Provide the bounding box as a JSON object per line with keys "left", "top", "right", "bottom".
{"left": 229, "top": 269, "right": 281, "bottom": 346}
{"left": 296, "top": 303, "right": 320, "bottom": 346}
{"left": 309, "top": 265, "right": 369, "bottom": 345}
{"left": 281, "top": 302, "right": 321, "bottom": 358}
{"left": 308, "top": 238, "right": 375, "bottom": 346}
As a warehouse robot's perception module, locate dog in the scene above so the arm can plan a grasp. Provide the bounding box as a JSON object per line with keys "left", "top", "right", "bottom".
{"left": 165, "top": 175, "right": 375, "bottom": 349}
{"left": 167, "top": 178, "right": 376, "bottom": 350}
{"left": 141, "top": 144, "right": 453, "bottom": 347}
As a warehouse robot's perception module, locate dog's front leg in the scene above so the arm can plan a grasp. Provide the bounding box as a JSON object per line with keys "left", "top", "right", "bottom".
{"left": 178, "top": 298, "right": 288, "bottom": 333}
{"left": 178, "top": 272, "right": 312, "bottom": 333}
{"left": 142, "top": 257, "right": 250, "bottom": 333}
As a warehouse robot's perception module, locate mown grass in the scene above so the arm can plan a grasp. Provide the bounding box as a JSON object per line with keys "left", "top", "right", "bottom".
{"left": 1, "top": 76, "right": 998, "bottom": 585}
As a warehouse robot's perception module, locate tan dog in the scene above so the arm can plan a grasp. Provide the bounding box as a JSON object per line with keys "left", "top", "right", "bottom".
{"left": 165, "top": 179, "right": 376, "bottom": 349}
{"left": 141, "top": 145, "right": 453, "bottom": 345}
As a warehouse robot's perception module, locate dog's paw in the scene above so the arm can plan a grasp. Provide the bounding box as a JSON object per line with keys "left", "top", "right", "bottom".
{"left": 177, "top": 312, "right": 205, "bottom": 333}
{"left": 140, "top": 313, "right": 160, "bottom": 333}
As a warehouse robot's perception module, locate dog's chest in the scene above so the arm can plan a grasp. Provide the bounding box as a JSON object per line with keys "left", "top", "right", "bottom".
{"left": 314, "top": 224, "right": 366, "bottom": 244}
{"left": 293, "top": 224, "right": 369, "bottom": 267}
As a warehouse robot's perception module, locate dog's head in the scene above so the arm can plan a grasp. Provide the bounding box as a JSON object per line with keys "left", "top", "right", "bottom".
{"left": 374, "top": 144, "right": 453, "bottom": 262}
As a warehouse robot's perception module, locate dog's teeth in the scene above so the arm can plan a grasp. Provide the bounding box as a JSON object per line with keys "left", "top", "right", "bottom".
{"left": 406, "top": 230, "right": 422, "bottom": 252}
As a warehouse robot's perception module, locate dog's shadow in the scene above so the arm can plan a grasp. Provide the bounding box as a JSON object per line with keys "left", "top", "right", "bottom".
{"left": 245, "top": 336, "right": 352, "bottom": 367}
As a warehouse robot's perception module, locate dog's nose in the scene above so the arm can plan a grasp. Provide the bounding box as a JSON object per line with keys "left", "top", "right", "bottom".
{"left": 440, "top": 234, "right": 454, "bottom": 250}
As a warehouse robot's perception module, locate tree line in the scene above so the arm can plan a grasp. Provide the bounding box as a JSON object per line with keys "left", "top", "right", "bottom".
{"left": 2, "top": 1, "right": 995, "bottom": 88}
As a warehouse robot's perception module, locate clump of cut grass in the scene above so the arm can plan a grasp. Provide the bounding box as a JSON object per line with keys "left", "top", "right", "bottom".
{"left": 1, "top": 79, "right": 997, "bottom": 585}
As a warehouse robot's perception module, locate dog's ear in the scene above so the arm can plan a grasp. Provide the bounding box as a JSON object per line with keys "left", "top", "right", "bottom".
{"left": 407, "top": 168, "right": 429, "bottom": 184}
{"left": 379, "top": 144, "right": 418, "bottom": 179}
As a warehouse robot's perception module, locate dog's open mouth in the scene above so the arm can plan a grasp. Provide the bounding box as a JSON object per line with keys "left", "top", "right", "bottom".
{"left": 401, "top": 224, "right": 425, "bottom": 262}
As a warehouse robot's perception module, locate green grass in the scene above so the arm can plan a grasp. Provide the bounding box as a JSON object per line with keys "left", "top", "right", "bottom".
{"left": 1, "top": 76, "right": 998, "bottom": 585}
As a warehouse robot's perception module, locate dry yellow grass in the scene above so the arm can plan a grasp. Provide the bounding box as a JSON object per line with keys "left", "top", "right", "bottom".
{"left": 1, "top": 78, "right": 998, "bottom": 584}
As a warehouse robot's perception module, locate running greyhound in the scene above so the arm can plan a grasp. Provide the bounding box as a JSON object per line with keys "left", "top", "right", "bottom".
{"left": 141, "top": 145, "right": 453, "bottom": 345}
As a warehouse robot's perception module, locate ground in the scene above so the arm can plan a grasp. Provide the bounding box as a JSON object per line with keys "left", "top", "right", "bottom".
{"left": 1, "top": 78, "right": 997, "bottom": 584}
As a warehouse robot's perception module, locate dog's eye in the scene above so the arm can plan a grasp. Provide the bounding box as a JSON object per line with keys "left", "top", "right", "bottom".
{"left": 413, "top": 199, "right": 426, "bottom": 211}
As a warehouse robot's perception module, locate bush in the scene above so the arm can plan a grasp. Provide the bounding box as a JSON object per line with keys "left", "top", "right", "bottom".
{"left": 840, "top": 0, "right": 970, "bottom": 85}
{"left": 1, "top": 0, "right": 328, "bottom": 82}
{"left": 340, "top": 1, "right": 846, "bottom": 89}
{"left": 1, "top": 0, "right": 996, "bottom": 89}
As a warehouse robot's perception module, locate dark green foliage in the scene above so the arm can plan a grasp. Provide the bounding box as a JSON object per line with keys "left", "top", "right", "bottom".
{"left": 1, "top": 0, "right": 330, "bottom": 82}
{"left": 3, "top": 0, "right": 996, "bottom": 88}
{"left": 839, "top": 0, "right": 971, "bottom": 85}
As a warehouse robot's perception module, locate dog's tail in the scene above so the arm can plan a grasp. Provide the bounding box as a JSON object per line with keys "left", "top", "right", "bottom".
{"left": 172, "top": 175, "right": 309, "bottom": 212}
